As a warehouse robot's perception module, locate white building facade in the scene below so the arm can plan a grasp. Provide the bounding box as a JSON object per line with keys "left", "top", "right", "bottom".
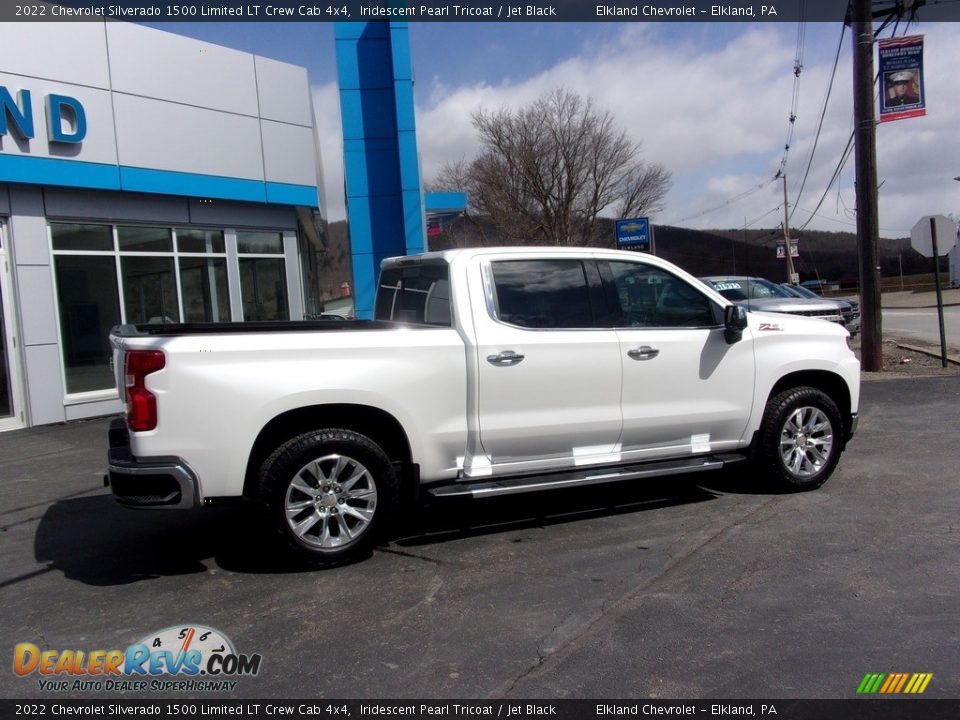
{"left": 0, "top": 22, "right": 326, "bottom": 430}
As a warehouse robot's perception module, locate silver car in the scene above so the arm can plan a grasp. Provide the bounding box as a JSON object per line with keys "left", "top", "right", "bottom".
{"left": 701, "top": 276, "right": 844, "bottom": 325}
{"left": 780, "top": 283, "right": 860, "bottom": 336}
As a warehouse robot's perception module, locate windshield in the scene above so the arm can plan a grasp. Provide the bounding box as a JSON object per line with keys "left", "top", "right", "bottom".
{"left": 787, "top": 284, "right": 820, "bottom": 299}
{"left": 707, "top": 278, "right": 792, "bottom": 301}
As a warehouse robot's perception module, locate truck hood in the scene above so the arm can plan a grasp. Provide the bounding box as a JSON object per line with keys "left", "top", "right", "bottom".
{"left": 738, "top": 297, "right": 841, "bottom": 313}
{"left": 747, "top": 309, "right": 850, "bottom": 338}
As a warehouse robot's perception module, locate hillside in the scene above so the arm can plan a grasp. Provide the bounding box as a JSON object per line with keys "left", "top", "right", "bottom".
{"left": 316, "top": 218, "right": 944, "bottom": 299}
{"left": 648, "top": 226, "right": 936, "bottom": 285}
{"left": 425, "top": 216, "right": 941, "bottom": 285}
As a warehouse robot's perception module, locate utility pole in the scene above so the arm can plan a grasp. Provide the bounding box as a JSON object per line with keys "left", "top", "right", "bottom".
{"left": 852, "top": 0, "right": 883, "bottom": 371}
{"left": 781, "top": 175, "right": 798, "bottom": 284}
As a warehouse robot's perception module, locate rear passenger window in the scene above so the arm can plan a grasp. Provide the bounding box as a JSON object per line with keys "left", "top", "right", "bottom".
{"left": 375, "top": 263, "right": 452, "bottom": 326}
{"left": 491, "top": 260, "right": 594, "bottom": 329}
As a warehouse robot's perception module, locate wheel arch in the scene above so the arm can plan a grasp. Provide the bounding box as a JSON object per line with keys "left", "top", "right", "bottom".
{"left": 767, "top": 370, "right": 852, "bottom": 438}
{"left": 243, "top": 404, "right": 414, "bottom": 499}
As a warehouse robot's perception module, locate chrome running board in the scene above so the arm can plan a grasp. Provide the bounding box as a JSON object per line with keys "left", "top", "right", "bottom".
{"left": 428, "top": 453, "right": 747, "bottom": 499}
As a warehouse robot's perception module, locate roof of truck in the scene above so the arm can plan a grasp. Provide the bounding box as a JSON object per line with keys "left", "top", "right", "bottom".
{"left": 381, "top": 246, "right": 670, "bottom": 266}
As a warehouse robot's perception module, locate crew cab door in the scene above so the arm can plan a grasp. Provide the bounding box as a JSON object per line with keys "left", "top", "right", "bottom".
{"left": 600, "top": 259, "right": 755, "bottom": 460}
{"left": 468, "top": 256, "right": 623, "bottom": 475}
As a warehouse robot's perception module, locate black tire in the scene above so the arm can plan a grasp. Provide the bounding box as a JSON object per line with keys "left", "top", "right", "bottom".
{"left": 757, "top": 387, "right": 844, "bottom": 492}
{"left": 259, "top": 429, "right": 399, "bottom": 566}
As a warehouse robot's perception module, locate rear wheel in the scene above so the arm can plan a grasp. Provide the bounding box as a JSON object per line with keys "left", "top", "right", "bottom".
{"left": 259, "top": 429, "right": 398, "bottom": 566}
{"left": 757, "top": 387, "right": 843, "bottom": 491}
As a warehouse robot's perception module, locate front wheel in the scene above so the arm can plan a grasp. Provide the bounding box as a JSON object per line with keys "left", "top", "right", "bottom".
{"left": 259, "top": 429, "right": 398, "bottom": 566}
{"left": 757, "top": 387, "right": 844, "bottom": 491}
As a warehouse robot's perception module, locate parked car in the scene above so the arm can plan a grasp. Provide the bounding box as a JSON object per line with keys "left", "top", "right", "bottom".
{"left": 700, "top": 276, "right": 844, "bottom": 325}
{"left": 108, "top": 249, "right": 860, "bottom": 566}
{"left": 780, "top": 283, "right": 860, "bottom": 336}
{"left": 800, "top": 278, "right": 841, "bottom": 293}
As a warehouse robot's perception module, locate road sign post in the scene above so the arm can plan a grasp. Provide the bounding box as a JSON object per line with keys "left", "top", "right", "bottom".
{"left": 911, "top": 215, "right": 958, "bottom": 368}
{"left": 930, "top": 218, "right": 948, "bottom": 368}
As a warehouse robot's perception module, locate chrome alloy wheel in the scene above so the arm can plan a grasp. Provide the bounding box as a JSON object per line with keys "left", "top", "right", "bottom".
{"left": 284, "top": 454, "right": 378, "bottom": 549}
{"left": 779, "top": 406, "right": 834, "bottom": 479}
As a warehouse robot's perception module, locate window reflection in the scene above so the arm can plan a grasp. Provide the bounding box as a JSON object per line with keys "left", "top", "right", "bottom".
{"left": 609, "top": 262, "right": 715, "bottom": 328}
{"left": 240, "top": 258, "right": 288, "bottom": 321}
{"left": 180, "top": 257, "right": 230, "bottom": 323}
{"left": 121, "top": 256, "right": 180, "bottom": 324}
{"left": 117, "top": 226, "right": 173, "bottom": 253}
{"left": 53, "top": 255, "right": 121, "bottom": 394}
{"left": 492, "top": 260, "right": 593, "bottom": 329}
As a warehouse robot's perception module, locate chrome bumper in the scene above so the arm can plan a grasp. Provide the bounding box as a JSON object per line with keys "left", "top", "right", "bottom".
{"left": 106, "top": 418, "right": 201, "bottom": 509}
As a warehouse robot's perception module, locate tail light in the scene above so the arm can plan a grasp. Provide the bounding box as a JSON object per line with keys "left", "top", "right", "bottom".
{"left": 125, "top": 350, "right": 165, "bottom": 432}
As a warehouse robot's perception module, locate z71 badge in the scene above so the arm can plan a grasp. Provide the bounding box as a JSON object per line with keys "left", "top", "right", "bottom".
{"left": 758, "top": 323, "right": 784, "bottom": 331}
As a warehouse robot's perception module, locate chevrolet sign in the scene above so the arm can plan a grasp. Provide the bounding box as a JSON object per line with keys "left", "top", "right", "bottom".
{"left": 616, "top": 217, "right": 650, "bottom": 250}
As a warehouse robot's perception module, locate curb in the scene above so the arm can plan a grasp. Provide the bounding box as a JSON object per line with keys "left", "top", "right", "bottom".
{"left": 895, "top": 342, "right": 960, "bottom": 367}
{"left": 881, "top": 301, "right": 960, "bottom": 310}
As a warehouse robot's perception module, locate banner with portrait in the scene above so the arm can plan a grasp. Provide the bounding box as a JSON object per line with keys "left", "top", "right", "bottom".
{"left": 878, "top": 35, "right": 926, "bottom": 123}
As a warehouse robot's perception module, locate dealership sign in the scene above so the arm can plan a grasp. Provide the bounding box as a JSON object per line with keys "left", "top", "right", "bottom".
{"left": 0, "top": 86, "right": 87, "bottom": 144}
{"left": 616, "top": 217, "right": 651, "bottom": 251}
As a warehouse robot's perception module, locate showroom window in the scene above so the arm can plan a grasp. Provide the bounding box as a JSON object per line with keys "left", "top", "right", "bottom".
{"left": 238, "top": 231, "right": 288, "bottom": 321}
{"left": 50, "top": 223, "right": 290, "bottom": 396}
{"left": 177, "top": 229, "right": 230, "bottom": 324}
{"left": 118, "top": 226, "right": 179, "bottom": 325}
{"left": 51, "top": 224, "right": 122, "bottom": 395}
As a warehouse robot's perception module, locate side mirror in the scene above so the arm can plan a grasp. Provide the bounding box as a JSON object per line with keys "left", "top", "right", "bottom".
{"left": 724, "top": 304, "right": 748, "bottom": 344}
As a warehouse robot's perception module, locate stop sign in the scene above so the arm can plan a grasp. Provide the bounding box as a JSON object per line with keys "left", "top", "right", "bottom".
{"left": 911, "top": 215, "right": 957, "bottom": 258}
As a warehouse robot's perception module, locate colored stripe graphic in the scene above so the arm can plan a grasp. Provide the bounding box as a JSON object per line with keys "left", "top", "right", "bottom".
{"left": 858, "top": 673, "right": 932, "bottom": 694}
{"left": 857, "top": 674, "right": 883, "bottom": 693}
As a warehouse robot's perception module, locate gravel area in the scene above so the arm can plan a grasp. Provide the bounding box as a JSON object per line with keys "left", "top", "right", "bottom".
{"left": 850, "top": 334, "right": 960, "bottom": 378}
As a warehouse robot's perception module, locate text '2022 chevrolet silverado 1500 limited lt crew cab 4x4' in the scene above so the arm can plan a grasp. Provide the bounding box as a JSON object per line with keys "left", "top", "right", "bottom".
{"left": 107, "top": 248, "right": 860, "bottom": 566}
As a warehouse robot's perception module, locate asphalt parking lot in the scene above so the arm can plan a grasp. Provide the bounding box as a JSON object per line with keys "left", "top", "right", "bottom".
{"left": 1, "top": 376, "right": 958, "bottom": 701}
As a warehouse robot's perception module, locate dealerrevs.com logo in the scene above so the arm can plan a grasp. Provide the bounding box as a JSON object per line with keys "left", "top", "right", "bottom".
{"left": 13, "top": 625, "right": 262, "bottom": 693}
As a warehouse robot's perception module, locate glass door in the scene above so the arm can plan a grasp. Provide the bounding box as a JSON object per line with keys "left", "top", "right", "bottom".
{"left": 0, "top": 222, "right": 24, "bottom": 431}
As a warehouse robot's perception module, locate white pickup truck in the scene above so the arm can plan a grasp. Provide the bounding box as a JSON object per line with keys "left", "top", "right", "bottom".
{"left": 107, "top": 247, "right": 860, "bottom": 565}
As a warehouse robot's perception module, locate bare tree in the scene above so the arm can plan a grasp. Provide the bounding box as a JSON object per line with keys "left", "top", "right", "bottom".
{"left": 425, "top": 157, "right": 472, "bottom": 195}
{"left": 426, "top": 157, "right": 492, "bottom": 248}
{"left": 433, "top": 89, "right": 671, "bottom": 247}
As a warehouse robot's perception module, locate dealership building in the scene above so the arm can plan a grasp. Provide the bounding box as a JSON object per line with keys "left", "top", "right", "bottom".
{"left": 0, "top": 22, "right": 329, "bottom": 431}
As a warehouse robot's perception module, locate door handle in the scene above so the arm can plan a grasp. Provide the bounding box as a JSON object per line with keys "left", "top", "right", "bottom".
{"left": 487, "top": 350, "right": 525, "bottom": 365}
{"left": 627, "top": 346, "right": 660, "bottom": 361}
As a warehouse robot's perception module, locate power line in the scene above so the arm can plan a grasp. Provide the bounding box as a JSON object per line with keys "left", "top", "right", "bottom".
{"left": 789, "top": 22, "right": 847, "bottom": 223}
{"left": 676, "top": 177, "right": 777, "bottom": 224}
{"left": 745, "top": 206, "right": 781, "bottom": 228}
{"left": 775, "top": 3, "right": 808, "bottom": 180}
{"left": 792, "top": 13, "right": 909, "bottom": 234}
{"left": 796, "top": 130, "right": 856, "bottom": 232}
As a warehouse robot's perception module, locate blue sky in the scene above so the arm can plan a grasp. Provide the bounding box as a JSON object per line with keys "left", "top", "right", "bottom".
{"left": 146, "top": 21, "right": 960, "bottom": 238}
